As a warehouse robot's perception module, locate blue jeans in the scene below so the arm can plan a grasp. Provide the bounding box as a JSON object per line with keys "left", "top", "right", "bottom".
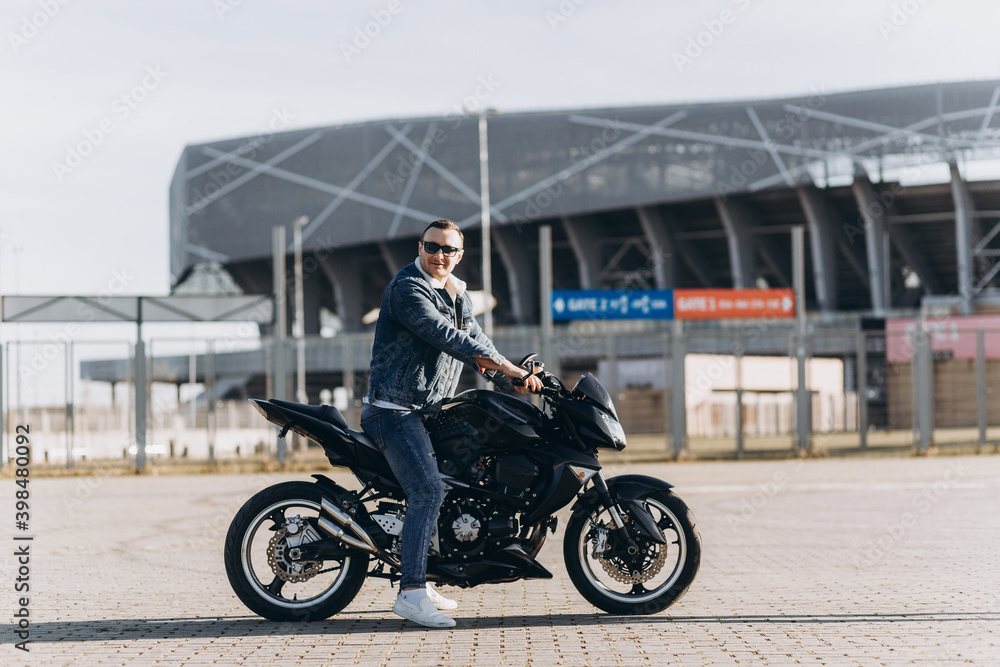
{"left": 360, "top": 405, "right": 445, "bottom": 590}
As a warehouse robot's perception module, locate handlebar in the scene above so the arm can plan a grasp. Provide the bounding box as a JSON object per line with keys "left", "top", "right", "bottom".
{"left": 511, "top": 354, "right": 568, "bottom": 398}
{"left": 535, "top": 371, "right": 568, "bottom": 398}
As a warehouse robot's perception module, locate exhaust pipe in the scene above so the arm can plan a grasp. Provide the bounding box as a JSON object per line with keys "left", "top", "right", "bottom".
{"left": 318, "top": 497, "right": 379, "bottom": 553}
{"left": 317, "top": 516, "right": 376, "bottom": 553}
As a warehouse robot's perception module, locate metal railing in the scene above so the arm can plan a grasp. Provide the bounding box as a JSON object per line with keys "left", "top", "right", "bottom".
{"left": 2, "top": 324, "right": 998, "bottom": 470}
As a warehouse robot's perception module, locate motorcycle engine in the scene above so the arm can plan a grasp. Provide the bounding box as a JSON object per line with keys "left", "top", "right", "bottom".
{"left": 438, "top": 498, "right": 488, "bottom": 555}
{"left": 434, "top": 498, "right": 519, "bottom": 558}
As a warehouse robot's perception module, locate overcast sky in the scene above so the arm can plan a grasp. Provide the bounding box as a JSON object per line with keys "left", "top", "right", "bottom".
{"left": 3, "top": 0, "right": 1000, "bottom": 302}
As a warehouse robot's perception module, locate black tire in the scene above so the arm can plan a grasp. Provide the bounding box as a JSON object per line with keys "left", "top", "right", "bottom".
{"left": 563, "top": 489, "right": 700, "bottom": 615}
{"left": 224, "top": 481, "right": 369, "bottom": 621}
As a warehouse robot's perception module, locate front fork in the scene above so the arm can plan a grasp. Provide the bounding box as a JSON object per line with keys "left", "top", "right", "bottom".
{"left": 591, "top": 472, "right": 641, "bottom": 556}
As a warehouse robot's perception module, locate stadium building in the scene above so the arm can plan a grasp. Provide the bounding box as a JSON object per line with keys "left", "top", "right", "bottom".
{"left": 170, "top": 79, "right": 1000, "bottom": 332}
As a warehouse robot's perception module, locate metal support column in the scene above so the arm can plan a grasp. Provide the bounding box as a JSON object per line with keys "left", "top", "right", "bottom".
{"left": 207, "top": 340, "right": 216, "bottom": 463}
{"left": 793, "top": 226, "right": 810, "bottom": 454}
{"left": 479, "top": 110, "right": 494, "bottom": 338}
{"left": 294, "top": 215, "right": 308, "bottom": 405}
{"left": 65, "top": 341, "right": 74, "bottom": 468}
{"left": 605, "top": 333, "right": 618, "bottom": 404}
{"left": 319, "top": 252, "right": 365, "bottom": 333}
{"left": 851, "top": 175, "right": 891, "bottom": 314}
{"left": 561, "top": 215, "right": 604, "bottom": 289}
{"left": 636, "top": 206, "right": 676, "bottom": 289}
{"left": 671, "top": 319, "right": 687, "bottom": 458}
{"left": 343, "top": 335, "right": 356, "bottom": 429}
{"left": 715, "top": 198, "right": 755, "bottom": 289}
{"left": 890, "top": 226, "right": 943, "bottom": 295}
{"left": 379, "top": 240, "right": 414, "bottom": 276}
{"left": 539, "top": 225, "right": 559, "bottom": 378}
{"left": 273, "top": 226, "right": 289, "bottom": 464}
{"left": 856, "top": 331, "right": 868, "bottom": 450}
{"left": 735, "top": 338, "right": 744, "bottom": 459}
{"left": 915, "top": 315, "right": 934, "bottom": 453}
{"left": 910, "top": 329, "right": 920, "bottom": 439}
{"left": 0, "top": 344, "right": 4, "bottom": 467}
{"left": 16, "top": 342, "right": 23, "bottom": 427}
{"left": 797, "top": 187, "right": 839, "bottom": 312}
{"left": 977, "top": 330, "right": 987, "bottom": 448}
{"left": 188, "top": 353, "right": 197, "bottom": 438}
{"left": 134, "top": 336, "right": 147, "bottom": 471}
{"left": 495, "top": 224, "right": 539, "bottom": 325}
{"left": 795, "top": 334, "right": 810, "bottom": 455}
{"left": 950, "top": 162, "right": 975, "bottom": 315}
{"left": 147, "top": 340, "right": 156, "bottom": 461}
{"left": 661, "top": 332, "right": 671, "bottom": 442}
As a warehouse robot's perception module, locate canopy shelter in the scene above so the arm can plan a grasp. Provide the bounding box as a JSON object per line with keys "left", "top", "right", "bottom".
{"left": 1, "top": 295, "right": 273, "bottom": 470}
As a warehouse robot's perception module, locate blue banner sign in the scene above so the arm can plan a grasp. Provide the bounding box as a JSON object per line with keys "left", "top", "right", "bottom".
{"left": 551, "top": 290, "right": 675, "bottom": 321}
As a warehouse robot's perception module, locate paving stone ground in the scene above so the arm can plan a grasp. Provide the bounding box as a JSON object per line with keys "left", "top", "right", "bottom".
{"left": 1, "top": 454, "right": 998, "bottom": 666}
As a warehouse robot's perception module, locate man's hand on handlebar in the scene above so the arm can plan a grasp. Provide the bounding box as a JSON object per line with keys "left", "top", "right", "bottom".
{"left": 510, "top": 366, "right": 544, "bottom": 394}
{"left": 474, "top": 355, "right": 545, "bottom": 394}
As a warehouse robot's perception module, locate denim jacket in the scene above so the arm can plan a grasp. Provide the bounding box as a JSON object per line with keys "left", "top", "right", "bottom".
{"left": 365, "top": 260, "right": 513, "bottom": 410}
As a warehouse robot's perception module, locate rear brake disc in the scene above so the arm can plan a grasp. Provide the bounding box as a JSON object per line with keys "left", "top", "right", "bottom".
{"left": 267, "top": 527, "right": 322, "bottom": 583}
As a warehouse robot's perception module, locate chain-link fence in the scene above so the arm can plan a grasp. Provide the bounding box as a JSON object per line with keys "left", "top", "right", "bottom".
{"left": 3, "top": 324, "right": 998, "bottom": 469}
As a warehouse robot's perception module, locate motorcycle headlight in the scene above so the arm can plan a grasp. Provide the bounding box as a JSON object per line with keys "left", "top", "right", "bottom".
{"left": 600, "top": 411, "right": 627, "bottom": 447}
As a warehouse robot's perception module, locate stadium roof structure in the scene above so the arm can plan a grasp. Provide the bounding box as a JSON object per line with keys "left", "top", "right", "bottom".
{"left": 170, "top": 80, "right": 1000, "bottom": 332}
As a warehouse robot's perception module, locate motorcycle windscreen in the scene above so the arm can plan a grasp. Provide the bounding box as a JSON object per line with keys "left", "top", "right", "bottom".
{"left": 571, "top": 373, "right": 619, "bottom": 421}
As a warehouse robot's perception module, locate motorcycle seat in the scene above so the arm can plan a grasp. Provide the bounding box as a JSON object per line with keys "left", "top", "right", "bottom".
{"left": 270, "top": 399, "right": 348, "bottom": 430}
{"left": 346, "top": 428, "right": 379, "bottom": 451}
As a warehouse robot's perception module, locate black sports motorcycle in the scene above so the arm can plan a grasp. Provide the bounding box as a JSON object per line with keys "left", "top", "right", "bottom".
{"left": 224, "top": 356, "right": 700, "bottom": 620}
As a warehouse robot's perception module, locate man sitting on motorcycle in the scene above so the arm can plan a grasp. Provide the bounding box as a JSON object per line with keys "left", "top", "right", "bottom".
{"left": 361, "top": 219, "right": 543, "bottom": 628}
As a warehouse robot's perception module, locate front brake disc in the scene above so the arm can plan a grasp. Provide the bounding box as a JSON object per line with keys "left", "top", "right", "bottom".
{"left": 597, "top": 513, "right": 670, "bottom": 585}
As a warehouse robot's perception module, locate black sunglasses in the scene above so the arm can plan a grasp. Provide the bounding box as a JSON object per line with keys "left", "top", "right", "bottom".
{"left": 420, "top": 241, "right": 462, "bottom": 257}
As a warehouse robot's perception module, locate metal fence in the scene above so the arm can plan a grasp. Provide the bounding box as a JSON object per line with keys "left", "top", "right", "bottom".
{"left": 3, "top": 324, "right": 998, "bottom": 469}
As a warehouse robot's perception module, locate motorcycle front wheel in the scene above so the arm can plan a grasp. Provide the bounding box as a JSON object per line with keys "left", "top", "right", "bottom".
{"left": 224, "top": 481, "right": 369, "bottom": 621}
{"left": 563, "top": 489, "right": 700, "bottom": 615}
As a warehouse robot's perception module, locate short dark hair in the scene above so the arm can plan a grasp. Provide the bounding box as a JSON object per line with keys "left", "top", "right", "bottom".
{"left": 421, "top": 219, "right": 464, "bottom": 244}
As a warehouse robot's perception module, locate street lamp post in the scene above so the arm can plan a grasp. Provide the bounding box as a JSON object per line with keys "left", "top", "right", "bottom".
{"left": 272, "top": 226, "right": 287, "bottom": 463}
{"left": 478, "top": 110, "right": 493, "bottom": 338}
{"left": 293, "top": 216, "right": 308, "bottom": 407}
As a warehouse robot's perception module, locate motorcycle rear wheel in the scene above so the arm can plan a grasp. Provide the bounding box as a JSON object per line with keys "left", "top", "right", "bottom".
{"left": 224, "top": 481, "right": 369, "bottom": 621}
{"left": 563, "top": 489, "right": 700, "bottom": 615}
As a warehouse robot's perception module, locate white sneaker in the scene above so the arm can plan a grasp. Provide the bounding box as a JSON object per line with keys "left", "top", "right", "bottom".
{"left": 393, "top": 593, "right": 456, "bottom": 628}
{"left": 426, "top": 583, "right": 458, "bottom": 611}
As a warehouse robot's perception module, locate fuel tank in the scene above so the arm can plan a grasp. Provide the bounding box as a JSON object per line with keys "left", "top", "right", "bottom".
{"left": 426, "top": 390, "right": 545, "bottom": 458}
